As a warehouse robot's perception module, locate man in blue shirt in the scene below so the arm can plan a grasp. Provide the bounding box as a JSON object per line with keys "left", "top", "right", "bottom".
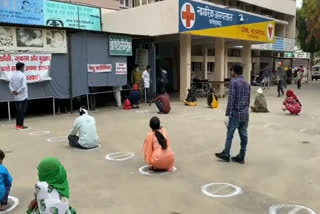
{"left": 0, "top": 150, "right": 13, "bottom": 211}
{"left": 216, "top": 64, "right": 251, "bottom": 164}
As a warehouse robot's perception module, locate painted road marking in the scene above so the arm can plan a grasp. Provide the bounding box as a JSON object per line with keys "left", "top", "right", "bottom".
{"left": 264, "top": 124, "right": 273, "bottom": 128}
{"left": 105, "top": 152, "right": 135, "bottom": 161}
{"left": 136, "top": 110, "right": 149, "bottom": 113}
{"left": 74, "top": 144, "right": 102, "bottom": 152}
{"left": 139, "top": 165, "right": 177, "bottom": 176}
{"left": 269, "top": 204, "right": 317, "bottom": 214}
{"left": 201, "top": 183, "right": 242, "bottom": 198}
{"left": 47, "top": 136, "right": 67, "bottom": 143}
{"left": 299, "top": 128, "right": 307, "bottom": 133}
{"left": 0, "top": 196, "right": 19, "bottom": 213}
{"left": 28, "top": 131, "right": 50, "bottom": 136}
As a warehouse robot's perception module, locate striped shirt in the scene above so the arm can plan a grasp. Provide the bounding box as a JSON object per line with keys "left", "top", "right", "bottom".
{"left": 226, "top": 76, "right": 251, "bottom": 121}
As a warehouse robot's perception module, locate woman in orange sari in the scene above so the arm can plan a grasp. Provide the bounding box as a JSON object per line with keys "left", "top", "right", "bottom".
{"left": 143, "top": 117, "right": 174, "bottom": 171}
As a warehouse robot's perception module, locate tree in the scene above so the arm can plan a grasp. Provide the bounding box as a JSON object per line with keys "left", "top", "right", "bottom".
{"left": 296, "top": 3, "right": 320, "bottom": 57}
{"left": 305, "top": 0, "right": 320, "bottom": 43}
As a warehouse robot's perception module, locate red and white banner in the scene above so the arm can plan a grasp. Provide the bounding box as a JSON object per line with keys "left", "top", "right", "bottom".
{"left": 87, "top": 64, "right": 112, "bottom": 73}
{"left": 115, "top": 63, "right": 127, "bottom": 75}
{"left": 0, "top": 54, "right": 52, "bottom": 83}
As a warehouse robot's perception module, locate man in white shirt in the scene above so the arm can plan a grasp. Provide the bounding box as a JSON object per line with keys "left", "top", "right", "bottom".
{"left": 68, "top": 106, "right": 99, "bottom": 149}
{"left": 9, "top": 62, "right": 28, "bottom": 130}
{"left": 142, "top": 65, "right": 151, "bottom": 102}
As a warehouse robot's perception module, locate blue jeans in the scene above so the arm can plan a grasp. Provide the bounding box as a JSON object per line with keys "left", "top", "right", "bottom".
{"left": 0, "top": 185, "right": 11, "bottom": 205}
{"left": 155, "top": 101, "right": 163, "bottom": 112}
{"left": 224, "top": 117, "right": 249, "bottom": 158}
{"left": 15, "top": 99, "right": 27, "bottom": 126}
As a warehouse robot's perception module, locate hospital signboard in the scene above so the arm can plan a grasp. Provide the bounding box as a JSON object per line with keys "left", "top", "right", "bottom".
{"left": 179, "top": 0, "right": 275, "bottom": 43}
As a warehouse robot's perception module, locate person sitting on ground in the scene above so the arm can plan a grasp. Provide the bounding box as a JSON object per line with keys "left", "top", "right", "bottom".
{"left": 68, "top": 106, "right": 99, "bottom": 149}
{"left": 128, "top": 84, "right": 141, "bottom": 109}
{"left": 149, "top": 90, "right": 171, "bottom": 114}
{"left": 282, "top": 90, "right": 302, "bottom": 115}
{"left": 0, "top": 150, "right": 12, "bottom": 212}
{"left": 184, "top": 89, "right": 197, "bottom": 106}
{"left": 143, "top": 117, "right": 174, "bottom": 172}
{"left": 27, "top": 157, "right": 76, "bottom": 214}
{"left": 207, "top": 87, "right": 219, "bottom": 109}
{"left": 251, "top": 88, "right": 269, "bottom": 113}
{"left": 123, "top": 96, "right": 132, "bottom": 110}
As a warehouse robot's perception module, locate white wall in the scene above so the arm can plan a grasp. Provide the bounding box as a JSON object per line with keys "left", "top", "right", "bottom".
{"left": 102, "top": 0, "right": 178, "bottom": 36}
{"left": 239, "top": 0, "right": 296, "bottom": 16}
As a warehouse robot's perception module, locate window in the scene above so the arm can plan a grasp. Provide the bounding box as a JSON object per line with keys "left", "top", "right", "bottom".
{"left": 192, "top": 62, "right": 201, "bottom": 73}
{"left": 207, "top": 62, "right": 214, "bottom": 72}
{"left": 121, "top": 0, "right": 131, "bottom": 7}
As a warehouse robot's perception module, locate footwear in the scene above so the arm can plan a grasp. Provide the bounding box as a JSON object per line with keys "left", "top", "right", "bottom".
{"left": 0, "top": 204, "right": 9, "bottom": 211}
{"left": 215, "top": 151, "right": 230, "bottom": 162}
{"left": 22, "top": 125, "right": 28, "bottom": 129}
{"left": 231, "top": 154, "right": 245, "bottom": 164}
{"left": 277, "top": 95, "right": 281, "bottom": 97}
{"left": 16, "top": 125, "right": 23, "bottom": 130}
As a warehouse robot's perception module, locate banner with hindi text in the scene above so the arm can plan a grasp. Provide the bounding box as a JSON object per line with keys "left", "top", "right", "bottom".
{"left": 0, "top": 53, "right": 52, "bottom": 83}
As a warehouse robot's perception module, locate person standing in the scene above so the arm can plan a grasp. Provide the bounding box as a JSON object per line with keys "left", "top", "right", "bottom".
{"left": 9, "top": 62, "right": 28, "bottom": 130}
{"left": 142, "top": 65, "right": 151, "bottom": 102}
{"left": 276, "top": 62, "right": 286, "bottom": 97}
{"left": 262, "top": 65, "right": 271, "bottom": 89}
{"left": 158, "top": 68, "right": 168, "bottom": 93}
{"left": 215, "top": 64, "right": 251, "bottom": 164}
{"left": 297, "top": 65, "right": 304, "bottom": 89}
{"left": 131, "top": 64, "right": 142, "bottom": 90}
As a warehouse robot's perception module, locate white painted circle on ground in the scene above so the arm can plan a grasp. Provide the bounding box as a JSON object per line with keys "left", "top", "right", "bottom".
{"left": 264, "top": 124, "right": 273, "bottom": 128}
{"left": 105, "top": 152, "right": 135, "bottom": 161}
{"left": 136, "top": 110, "right": 149, "bottom": 113}
{"left": 201, "top": 183, "right": 242, "bottom": 198}
{"left": 0, "top": 196, "right": 19, "bottom": 213}
{"left": 269, "top": 204, "right": 317, "bottom": 214}
{"left": 138, "top": 165, "right": 177, "bottom": 176}
{"left": 299, "top": 128, "right": 307, "bottom": 133}
{"left": 74, "top": 144, "right": 102, "bottom": 152}
{"left": 28, "top": 131, "right": 50, "bottom": 136}
{"left": 47, "top": 136, "right": 67, "bottom": 143}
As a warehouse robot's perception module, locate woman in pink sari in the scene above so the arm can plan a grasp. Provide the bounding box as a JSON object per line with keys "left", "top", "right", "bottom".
{"left": 283, "top": 90, "right": 302, "bottom": 115}
{"left": 143, "top": 117, "right": 174, "bottom": 171}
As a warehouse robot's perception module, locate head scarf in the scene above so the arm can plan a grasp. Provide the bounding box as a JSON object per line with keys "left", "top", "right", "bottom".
{"left": 79, "top": 106, "right": 88, "bottom": 115}
{"left": 37, "top": 157, "right": 70, "bottom": 198}
{"left": 133, "top": 84, "right": 138, "bottom": 91}
{"left": 257, "top": 88, "right": 263, "bottom": 94}
{"left": 286, "top": 90, "right": 298, "bottom": 100}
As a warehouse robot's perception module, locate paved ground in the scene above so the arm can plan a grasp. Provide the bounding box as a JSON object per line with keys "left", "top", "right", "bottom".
{"left": 1, "top": 81, "right": 320, "bottom": 214}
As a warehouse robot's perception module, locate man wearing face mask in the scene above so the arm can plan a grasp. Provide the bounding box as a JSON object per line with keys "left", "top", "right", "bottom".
{"left": 68, "top": 106, "right": 99, "bottom": 149}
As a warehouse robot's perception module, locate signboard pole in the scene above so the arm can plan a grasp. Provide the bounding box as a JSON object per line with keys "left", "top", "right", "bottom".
{"left": 7, "top": 102, "right": 11, "bottom": 121}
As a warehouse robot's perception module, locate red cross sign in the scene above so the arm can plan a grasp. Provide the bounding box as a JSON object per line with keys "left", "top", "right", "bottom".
{"left": 181, "top": 3, "right": 195, "bottom": 29}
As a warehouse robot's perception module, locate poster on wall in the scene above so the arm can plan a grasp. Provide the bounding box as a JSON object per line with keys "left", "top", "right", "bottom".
{"left": 135, "top": 49, "right": 148, "bottom": 70}
{"left": 87, "top": 64, "right": 112, "bottom": 73}
{"left": 44, "top": 1, "right": 101, "bottom": 31}
{"left": 109, "top": 35, "right": 132, "bottom": 56}
{"left": 0, "top": 26, "right": 67, "bottom": 53}
{"left": 0, "top": 53, "right": 52, "bottom": 83}
{"left": 0, "top": 0, "right": 44, "bottom": 26}
{"left": 115, "top": 63, "right": 127, "bottom": 75}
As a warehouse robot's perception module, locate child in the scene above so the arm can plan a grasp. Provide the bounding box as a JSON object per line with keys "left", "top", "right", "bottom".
{"left": 283, "top": 90, "right": 302, "bottom": 115}
{"left": 143, "top": 117, "right": 174, "bottom": 171}
{"left": 0, "top": 150, "right": 12, "bottom": 211}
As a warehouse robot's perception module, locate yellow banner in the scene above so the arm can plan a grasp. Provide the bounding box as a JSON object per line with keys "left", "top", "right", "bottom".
{"left": 185, "top": 21, "right": 275, "bottom": 43}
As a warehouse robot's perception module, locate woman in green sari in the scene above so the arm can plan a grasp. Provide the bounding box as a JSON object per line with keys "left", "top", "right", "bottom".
{"left": 27, "top": 157, "right": 76, "bottom": 214}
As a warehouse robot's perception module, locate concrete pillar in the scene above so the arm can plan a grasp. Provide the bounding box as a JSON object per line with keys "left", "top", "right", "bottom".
{"left": 179, "top": 34, "right": 191, "bottom": 101}
{"left": 214, "top": 38, "right": 225, "bottom": 97}
{"left": 242, "top": 41, "right": 252, "bottom": 83}
{"left": 201, "top": 47, "right": 208, "bottom": 80}
{"left": 224, "top": 47, "right": 228, "bottom": 79}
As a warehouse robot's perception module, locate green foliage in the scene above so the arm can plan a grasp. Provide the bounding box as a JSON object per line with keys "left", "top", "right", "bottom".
{"left": 296, "top": 0, "right": 320, "bottom": 54}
